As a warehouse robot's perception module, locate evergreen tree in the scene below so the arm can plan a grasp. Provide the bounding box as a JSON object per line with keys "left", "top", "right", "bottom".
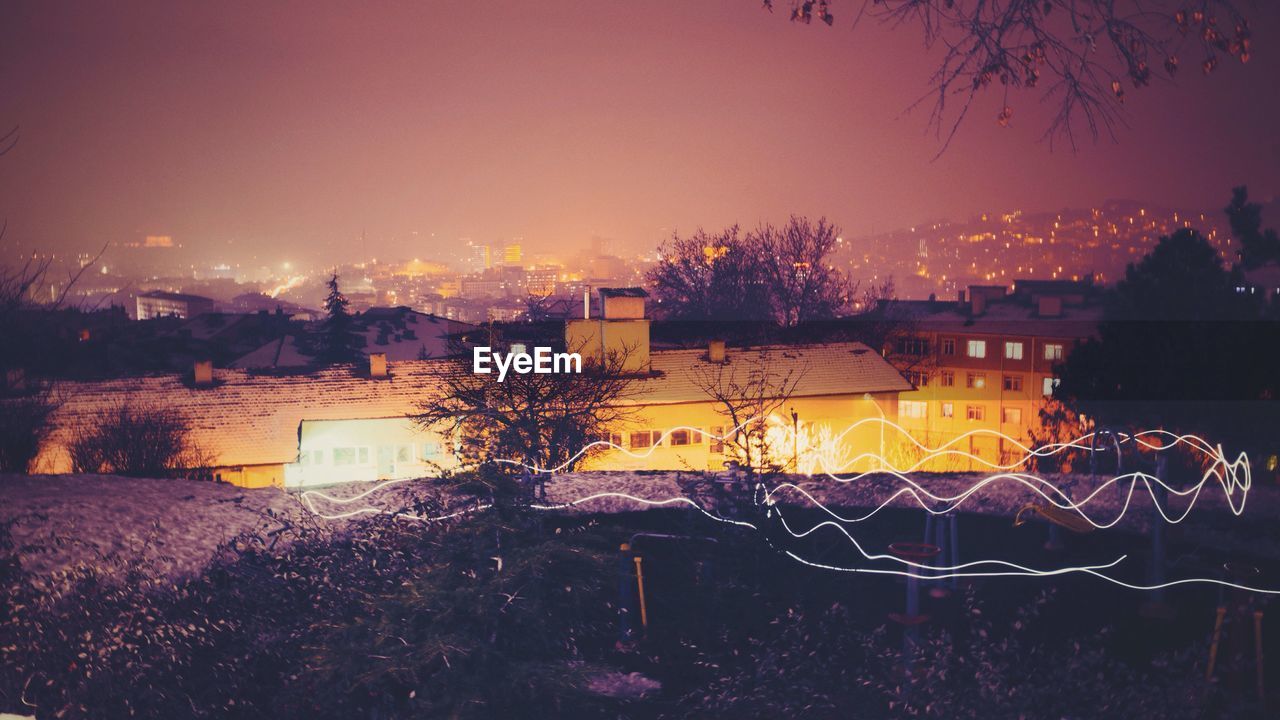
{"left": 1225, "top": 185, "right": 1280, "bottom": 269}
{"left": 318, "top": 273, "right": 364, "bottom": 364}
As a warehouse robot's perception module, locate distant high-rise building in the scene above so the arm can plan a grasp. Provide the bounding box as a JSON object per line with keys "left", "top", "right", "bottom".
{"left": 464, "top": 240, "right": 491, "bottom": 272}
{"left": 502, "top": 241, "right": 523, "bottom": 266}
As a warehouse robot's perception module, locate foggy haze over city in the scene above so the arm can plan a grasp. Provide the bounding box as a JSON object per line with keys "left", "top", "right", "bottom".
{"left": 3, "top": 0, "right": 1280, "bottom": 270}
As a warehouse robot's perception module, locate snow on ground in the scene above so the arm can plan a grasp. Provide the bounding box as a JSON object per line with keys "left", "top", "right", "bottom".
{"left": 3, "top": 469, "right": 1278, "bottom": 583}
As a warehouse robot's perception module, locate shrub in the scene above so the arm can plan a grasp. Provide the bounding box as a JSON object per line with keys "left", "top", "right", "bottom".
{"left": 0, "top": 389, "right": 58, "bottom": 473}
{"left": 68, "top": 401, "right": 208, "bottom": 477}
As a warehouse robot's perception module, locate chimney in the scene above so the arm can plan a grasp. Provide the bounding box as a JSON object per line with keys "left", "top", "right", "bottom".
{"left": 1038, "top": 296, "right": 1063, "bottom": 318}
{"left": 957, "top": 289, "right": 966, "bottom": 306}
{"left": 369, "top": 352, "right": 388, "bottom": 378}
{"left": 707, "top": 339, "right": 726, "bottom": 363}
{"left": 971, "top": 292, "right": 987, "bottom": 316}
{"left": 193, "top": 360, "right": 214, "bottom": 387}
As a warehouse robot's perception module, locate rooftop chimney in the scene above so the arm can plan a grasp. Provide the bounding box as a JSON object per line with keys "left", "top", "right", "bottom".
{"left": 193, "top": 360, "right": 214, "bottom": 387}
{"left": 971, "top": 292, "right": 987, "bottom": 316}
{"left": 707, "top": 339, "right": 726, "bottom": 363}
{"left": 369, "top": 352, "right": 388, "bottom": 378}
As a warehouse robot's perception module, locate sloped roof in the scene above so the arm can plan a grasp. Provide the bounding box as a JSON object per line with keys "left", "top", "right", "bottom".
{"left": 35, "top": 341, "right": 908, "bottom": 471}
{"left": 37, "top": 362, "right": 454, "bottom": 472}
{"left": 635, "top": 342, "right": 911, "bottom": 404}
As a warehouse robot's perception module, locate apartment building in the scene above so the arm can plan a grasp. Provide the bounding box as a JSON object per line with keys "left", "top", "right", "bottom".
{"left": 878, "top": 281, "right": 1102, "bottom": 468}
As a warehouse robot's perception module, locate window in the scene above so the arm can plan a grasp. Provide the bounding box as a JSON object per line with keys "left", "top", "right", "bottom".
{"left": 669, "top": 429, "right": 692, "bottom": 446}
{"left": 597, "top": 432, "right": 623, "bottom": 448}
{"left": 940, "top": 402, "right": 954, "bottom": 418}
{"left": 966, "top": 339, "right": 987, "bottom": 358}
{"left": 941, "top": 338, "right": 956, "bottom": 356}
{"left": 1042, "top": 377, "right": 1060, "bottom": 396}
{"left": 298, "top": 449, "right": 324, "bottom": 466}
{"left": 333, "top": 447, "right": 363, "bottom": 466}
{"left": 966, "top": 372, "right": 986, "bottom": 389}
{"left": 939, "top": 370, "right": 955, "bottom": 387}
{"left": 420, "top": 441, "right": 442, "bottom": 460}
{"left": 966, "top": 405, "right": 986, "bottom": 421}
{"left": 1044, "top": 343, "right": 1064, "bottom": 361}
{"left": 396, "top": 445, "right": 412, "bottom": 463}
{"left": 1003, "top": 375, "right": 1023, "bottom": 392}
{"left": 1004, "top": 341, "right": 1024, "bottom": 360}
{"left": 629, "top": 431, "right": 660, "bottom": 449}
{"left": 905, "top": 370, "right": 928, "bottom": 388}
{"left": 709, "top": 426, "right": 725, "bottom": 454}
{"left": 896, "top": 337, "right": 930, "bottom": 356}
{"left": 1002, "top": 407, "right": 1023, "bottom": 425}
{"left": 899, "top": 400, "right": 927, "bottom": 419}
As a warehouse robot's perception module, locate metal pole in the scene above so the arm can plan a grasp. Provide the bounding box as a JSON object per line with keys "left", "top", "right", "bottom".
{"left": 633, "top": 555, "right": 649, "bottom": 631}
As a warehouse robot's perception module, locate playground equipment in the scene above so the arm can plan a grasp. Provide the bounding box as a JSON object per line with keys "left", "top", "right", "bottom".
{"left": 1206, "top": 562, "right": 1267, "bottom": 707}
{"left": 617, "top": 533, "right": 719, "bottom": 643}
{"left": 1013, "top": 502, "right": 1097, "bottom": 534}
{"left": 922, "top": 508, "right": 961, "bottom": 592}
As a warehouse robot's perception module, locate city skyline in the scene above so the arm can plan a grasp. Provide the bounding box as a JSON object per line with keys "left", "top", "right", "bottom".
{"left": 2, "top": 0, "right": 1279, "bottom": 264}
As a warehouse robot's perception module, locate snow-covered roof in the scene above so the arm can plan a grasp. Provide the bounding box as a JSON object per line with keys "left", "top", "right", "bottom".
{"left": 35, "top": 341, "right": 908, "bottom": 471}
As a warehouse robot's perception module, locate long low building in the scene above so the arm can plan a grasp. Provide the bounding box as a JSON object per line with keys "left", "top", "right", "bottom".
{"left": 33, "top": 290, "right": 913, "bottom": 487}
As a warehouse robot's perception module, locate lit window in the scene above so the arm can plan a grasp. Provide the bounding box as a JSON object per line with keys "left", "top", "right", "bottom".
{"left": 939, "top": 370, "right": 955, "bottom": 387}
{"left": 966, "top": 405, "right": 986, "bottom": 421}
{"left": 967, "top": 339, "right": 987, "bottom": 358}
{"left": 1003, "top": 375, "right": 1023, "bottom": 392}
{"left": 899, "top": 400, "right": 928, "bottom": 419}
{"left": 1004, "top": 341, "right": 1024, "bottom": 360}
{"left": 941, "top": 339, "right": 956, "bottom": 355}
{"left": 906, "top": 370, "right": 928, "bottom": 387}
{"left": 629, "top": 431, "right": 660, "bottom": 449}
{"left": 333, "top": 447, "right": 358, "bottom": 466}
{"left": 1044, "top": 343, "right": 1064, "bottom": 361}
{"left": 1002, "top": 407, "right": 1022, "bottom": 425}
{"left": 940, "top": 402, "right": 954, "bottom": 418}
{"left": 1042, "top": 377, "right": 1060, "bottom": 396}
{"left": 709, "top": 426, "right": 725, "bottom": 454}
{"left": 966, "top": 372, "right": 986, "bottom": 389}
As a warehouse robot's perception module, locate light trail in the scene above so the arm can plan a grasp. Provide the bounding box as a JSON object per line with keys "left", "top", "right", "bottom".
{"left": 295, "top": 420, "right": 1275, "bottom": 593}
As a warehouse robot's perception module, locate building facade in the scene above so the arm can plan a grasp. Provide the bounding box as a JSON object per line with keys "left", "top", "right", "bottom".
{"left": 879, "top": 281, "right": 1101, "bottom": 469}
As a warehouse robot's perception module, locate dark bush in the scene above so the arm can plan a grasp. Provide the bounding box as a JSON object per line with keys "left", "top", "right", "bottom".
{"left": 68, "top": 401, "right": 208, "bottom": 477}
{"left": 0, "top": 388, "right": 58, "bottom": 473}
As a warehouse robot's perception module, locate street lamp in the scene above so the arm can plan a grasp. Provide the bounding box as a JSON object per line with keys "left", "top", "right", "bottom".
{"left": 863, "top": 393, "right": 885, "bottom": 471}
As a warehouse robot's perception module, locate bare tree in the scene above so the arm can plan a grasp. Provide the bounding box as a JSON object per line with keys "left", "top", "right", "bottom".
{"left": 415, "top": 340, "right": 639, "bottom": 478}
{"left": 692, "top": 352, "right": 806, "bottom": 472}
{"left": 648, "top": 219, "right": 856, "bottom": 326}
{"left": 647, "top": 226, "right": 774, "bottom": 323}
{"left": 759, "top": 215, "right": 857, "bottom": 327}
{"left": 768, "top": 1, "right": 1253, "bottom": 151}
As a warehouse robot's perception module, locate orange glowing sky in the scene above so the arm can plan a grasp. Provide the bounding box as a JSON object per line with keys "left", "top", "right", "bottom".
{"left": 1, "top": 1, "right": 1278, "bottom": 264}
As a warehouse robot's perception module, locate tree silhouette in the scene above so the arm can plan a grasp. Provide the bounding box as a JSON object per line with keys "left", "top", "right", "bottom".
{"left": 1054, "top": 228, "right": 1278, "bottom": 444}
{"left": 759, "top": 215, "right": 856, "bottom": 327}
{"left": 647, "top": 226, "right": 774, "bottom": 323}
{"left": 1225, "top": 185, "right": 1280, "bottom": 269}
{"left": 318, "top": 273, "right": 365, "bottom": 364}
{"left": 647, "top": 218, "right": 855, "bottom": 325}
{"left": 768, "top": 1, "right": 1255, "bottom": 151}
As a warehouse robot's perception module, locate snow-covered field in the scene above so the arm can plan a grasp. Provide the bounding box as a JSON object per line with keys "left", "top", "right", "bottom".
{"left": 3, "top": 469, "right": 1278, "bottom": 582}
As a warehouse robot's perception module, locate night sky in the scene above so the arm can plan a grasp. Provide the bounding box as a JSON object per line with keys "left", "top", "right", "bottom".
{"left": 2, "top": 0, "right": 1278, "bottom": 263}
